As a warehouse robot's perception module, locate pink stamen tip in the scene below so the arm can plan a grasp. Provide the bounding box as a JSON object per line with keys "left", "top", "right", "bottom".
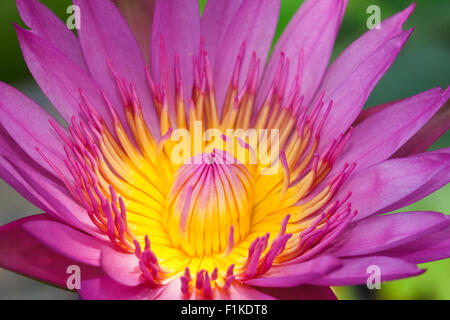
{"left": 129, "top": 83, "right": 141, "bottom": 111}
{"left": 101, "top": 90, "right": 120, "bottom": 123}
{"left": 246, "top": 52, "right": 257, "bottom": 81}
{"left": 203, "top": 272, "right": 212, "bottom": 296}
{"left": 119, "top": 197, "right": 127, "bottom": 218}
{"left": 245, "top": 239, "right": 265, "bottom": 278}
{"left": 106, "top": 59, "right": 119, "bottom": 78}
{"left": 109, "top": 185, "right": 117, "bottom": 200}
{"left": 263, "top": 232, "right": 270, "bottom": 248}
{"left": 184, "top": 267, "right": 192, "bottom": 282}
{"left": 237, "top": 84, "right": 248, "bottom": 101}
{"left": 196, "top": 270, "right": 204, "bottom": 290}
{"left": 231, "top": 57, "right": 242, "bottom": 88}
{"left": 316, "top": 100, "right": 333, "bottom": 138}
{"left": 273, "top": 52, "right": 285, "bottom": 88}
{"left": 199, "top": 73, "right": 207, "bottom": 94}
{"left": 239, "top": 41, "right": 246, "bottom": 58}
{"left": 226, "top": 264, "right": 235, "bottom": 278}
{"left": 264, "top": 83, "right": 275, "bottom": 105}
{"left": 223, "top": 276, "right": 235, "bottom": 290}
{"left": 102, "top": 200, "right": 116, "bottom": 243}
{"left": 332, "top": 127, "right": 354, "bottom": 162}
{"left": 308, "top": 103, "right": 323, "bottom": 127}
{"left": 180, "top": 276, "right": 190, "bottom": 295}
{"left": 79, "top": 89, "right": 101, "bottom": 119}
{"left": 116, "top": 217, "right": 126, "bottom": 244}
{"left": 251, "top": 59, "right": 261, "bottom": 92}
{"left": 188, "top": 98, "right": 196, "bottom": 111}
{"left": 247, "top": 237, "right": 259, "bottom": 258}
{"left": 144, "top": 235, "right": 151, "bottom": 251}
{"left": 232, "top": 96, "right": 239, "bottom": 111}
{"left": 277, "top": 58, "right": 290, "bottom": 99}
{"left": 296, "top": 108, "right": 308, "bottom": 137}
{"left": 224, "top": 225, "right": 234, "bottom": 255}
{"left": 280, "top": 150, "right": 289, "bottom": 178}
{"left": 158, "top": 126, "right": 173, "bottom": 147}
{"left": 308, "top": 91, "right": 326, "bottom": 120}
{"left": 220, "top": 134, "right": 230, "bottom": 144}
{"left": 211, "top": 268, "right": 218, "bottom": 281}
{"left": 284, "top": 77, "right": 299, "bottom": 110}
{"left": 49, "top": 119, "right": 75, "bottom": 148}
{"left": 292, "top": 94, "right": 305, "bottom": 117}
{"left": 192, "top": 56, "right": 201, "bottom": 88}
{"left": 278, "top": 214, "right": 291, "bottom": 237}
{"left": 203, "top": 53, "right": 215, "bottom": 90}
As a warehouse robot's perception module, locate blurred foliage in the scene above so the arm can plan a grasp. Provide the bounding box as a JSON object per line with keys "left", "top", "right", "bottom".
{"left": 0, "top": 0, "right": 448, "bottom": 299}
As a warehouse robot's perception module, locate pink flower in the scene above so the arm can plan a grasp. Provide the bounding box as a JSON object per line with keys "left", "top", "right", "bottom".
{"left": 0, "top": 0, "right": 449, "bottom": 300}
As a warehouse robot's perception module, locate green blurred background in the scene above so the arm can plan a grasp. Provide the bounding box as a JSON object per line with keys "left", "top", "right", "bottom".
{"left": 0, "top": 0, "right": 448, "bottom": 299}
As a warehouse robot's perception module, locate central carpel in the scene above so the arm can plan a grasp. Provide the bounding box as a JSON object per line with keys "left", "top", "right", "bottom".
{"left": 164, "top": 149, "right": 254, "bottom": 257}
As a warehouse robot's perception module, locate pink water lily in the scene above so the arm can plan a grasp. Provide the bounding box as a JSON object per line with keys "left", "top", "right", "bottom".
{"left": 0, "top": 0, "right": 449, "bottom": 300}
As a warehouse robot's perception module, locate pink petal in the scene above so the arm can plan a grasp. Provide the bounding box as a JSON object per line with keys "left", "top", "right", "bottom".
{"left": 337, "top": 151, "right": 450, "bottom": 222}
{"left": 0, "top": 152, "right": 47, "bottom": 211}
{"left": 393, "top": 98, "right": 450, "bottom": 157}
{"left": 80, "top": 277, "right": 164, "bottom": 300}
{"left": 353, "top": 101, "right": 398, "bottom": 126}
{"left": 380, "top": 226, "right": 450, "bottom": 264}
{"left": 0, "top": 215, "right": 103, "bottom": 289}
{"left": 0, "top": 81, "right": 67, "bottom": 177}
{"left": 333, "top": 87, "right": 449, "bottom": 174}
{"left": 316, "top": 4, "right": 415, "bottom": 150}
{"left": 151, "top": 0, "right": 200, "bottom": 121}
{"left": 319, "top": 29, "right": 412, "bottom": 150}
{"left": 151, "top": 279, "right": 186, "bottom": 300}
{"left": 0, "top": 129, "right": 60, "bottom": 206}
{"left": 310, "top": 256, "right": 424, "bottom": 286}
{"left": 0, "top": 151, "right": 100, "bottom": 237}
{"left": 353, "top": 90, "right": 450, "bottom": 159}
{"left": 244, "top": 255, "right": 341, "bottom": 287}
{"left": 113, "top": 0, "right": 156, "bottom": 64}
{"left": 256, "top": 0, "right": 347, "bottom": 110}
{"left": 0, "top": 130, "right": 63, "bottom": 213}
{"left": 201, "top": 0, "right": 244, "bottom": 67}
{"left": 22, "top": 219, "right": 109, "bottom": 267}
{"left": 16, "top": 0, "right": 87, "bottom": 69}
{"left": 256, "top": 285, "right": 337, "bottom": 300}
{"left": 325, "top": 211, "right": 450, "bottom": 257}
{"left": 375, "top": 149, "right": 450, "bottom": 214}
{"left": 318, "top": 3, "right": 414, "bottom": 96}
{"left": 73, "top": 0, "right": 159, "bottom": 138}
{"left": 100, "top": 247, "right": 144, "bottom": 286}
{"left": 224, "top": 283, "right": 276, "bottom": 300}
{"left": 214, "top": 0, "right": 280, "bottom": 111}
{"left": 14, "top": 26, "right": 115, "bottom": 132}
{"left": 155, "top": 279, "right": 276, "bottom": 300}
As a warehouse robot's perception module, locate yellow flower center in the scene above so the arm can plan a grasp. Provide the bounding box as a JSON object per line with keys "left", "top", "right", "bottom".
{"left": 43, "top": 48, "right": 355, "bottom": 295}
{"left": 165, "top": 150, "right": 253, "bottom": 257}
